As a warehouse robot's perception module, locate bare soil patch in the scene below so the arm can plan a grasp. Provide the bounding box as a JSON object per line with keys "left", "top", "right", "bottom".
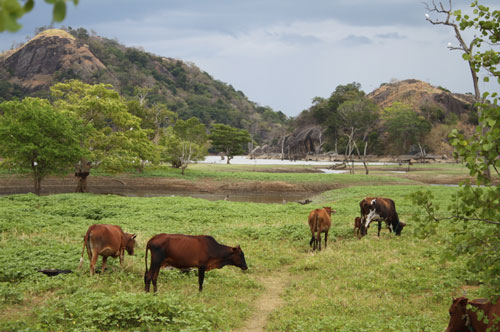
{"left": 235, "top": 272, "right": 289, "bottom": 332}
{"left": 0, "top": 174, "right": 341, "bottom": 196}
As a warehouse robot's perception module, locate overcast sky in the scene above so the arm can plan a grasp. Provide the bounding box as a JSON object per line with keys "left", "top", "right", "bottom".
{"left": 1, "top": 0, "right": 498, "bottom": 116}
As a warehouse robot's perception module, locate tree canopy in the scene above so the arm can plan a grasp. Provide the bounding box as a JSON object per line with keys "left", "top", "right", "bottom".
{"left": 160, "top": 117, "right": 208, "bottom": 174}
{"left": 0, "top": 97, "right": 85, "bottom": 194}
{"left": 209, "top": 124, "right": 251, "bottom": 164}
{"left": 51, "top": 80, "right": 157, "bottom": 190}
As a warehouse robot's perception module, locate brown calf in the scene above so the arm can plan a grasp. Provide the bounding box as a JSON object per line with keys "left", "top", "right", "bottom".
{"left": 446, "top": 297, "right": 500, "bottom": 332}
{"left": 308, "top": 207, "right": 335, "bottom": 251}
{"left": 144, "top": 234, "right": 248, "bottom": 292}
{"left": 354, "top": 216, "right": 362, "bottom": 239}
{"left": 78, "top": 224, "right": 136, "bottom": 275}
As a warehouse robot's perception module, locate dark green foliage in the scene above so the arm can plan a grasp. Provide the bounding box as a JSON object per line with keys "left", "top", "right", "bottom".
{"left": 209, "top": 124, "right": 251, "bottom": 162}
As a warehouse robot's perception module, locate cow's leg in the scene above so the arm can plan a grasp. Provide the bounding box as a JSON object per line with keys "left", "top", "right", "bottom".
{"left": 198, "top": 267, "right": 206, "bottom": 292}
{"left": 90, "top": 249, "right": 99, "bottom": 276}
{"left": 377, "top": 221, "right": 382, "bottom": 237}
{"left": 317, "top": 232, "right": 322, "bottom": 251}
{"left": 151, "top": 266, "right": 161, "bottom": 293}
{"left": 101, "top": 256, "right": 108, "bottom": 274}
{"left": 324, "top": 231, "right": 328, "bottom": 249}
{"left": 119, "top": 249, "right": 124, "bottom": 266}
{"left": 309, "top": 234, "right": 315, "bottom": 249}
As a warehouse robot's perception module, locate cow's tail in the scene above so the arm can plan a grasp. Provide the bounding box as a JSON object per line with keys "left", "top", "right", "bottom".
{"left": 78, "top": 230, "right": 91, "bottom": 269}
{"left": 78, "top": 238, "right": 86, "bottom": 269}
{"left": 314, "top": 212, "right": 320, "bottom": 243}
{"left": 144, "top": 242, "right": 150, "bottom": 275}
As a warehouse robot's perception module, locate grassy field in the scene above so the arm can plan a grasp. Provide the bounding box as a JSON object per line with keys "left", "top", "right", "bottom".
{"left": 0, "top": 168, "right": 478, "bottom": 331}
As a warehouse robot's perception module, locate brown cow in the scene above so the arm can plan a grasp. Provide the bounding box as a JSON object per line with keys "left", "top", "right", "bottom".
{"left": 359, "top": 197, "right": 405, "bottom": 237}
{"left": 78, "top": 224, "right": 136, "bottom": 275}
{"left": 354, "top": 216, "right": 362, "bottom": 239}
{"left": 308, "top": 207, "right": 335, "bottom": 251}
{"left": 144, "top": 234, "right": 248, "bottom": 292}
{"left": 446, "top": 297, "right": 500, "bottom": 332}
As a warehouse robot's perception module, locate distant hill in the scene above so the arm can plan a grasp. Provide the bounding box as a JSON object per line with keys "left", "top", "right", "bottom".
{"left": 0, "top": 28, "right": 286, "bottom": 145}
{"left": 367, "top": 79, "right": 475, "bottom": 119}
{"left": 286, "top": 79, "right": 476, "bottom": 157}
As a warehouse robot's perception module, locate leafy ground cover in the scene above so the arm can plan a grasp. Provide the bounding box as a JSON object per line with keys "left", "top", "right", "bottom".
{"left": 0, "top": 176, "right": 477, "bottom": 331}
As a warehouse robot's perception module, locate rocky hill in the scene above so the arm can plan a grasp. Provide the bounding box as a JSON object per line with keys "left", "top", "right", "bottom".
{"left": 367, "top": 79, "right": 475, "bottom": 119}
{"left": 0, "top": 28, "right": 286, "bottom": 144}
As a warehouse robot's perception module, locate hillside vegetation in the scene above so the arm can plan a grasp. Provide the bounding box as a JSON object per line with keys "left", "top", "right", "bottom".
{"left": 0, "top": 28, "right": 286, "bottom": 145}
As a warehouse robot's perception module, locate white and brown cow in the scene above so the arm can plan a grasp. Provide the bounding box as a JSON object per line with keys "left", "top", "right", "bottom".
{"left": 359, "top": 197, "right": 405, "bottom": 237}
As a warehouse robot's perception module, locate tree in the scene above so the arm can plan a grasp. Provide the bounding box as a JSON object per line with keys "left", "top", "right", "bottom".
{"left": 160, "top": 118, "right": 208, "bottom": 175}
{"left": 382, "top": 102, "right": 431, "bottom": 154}
{"left": 0, "top": 98, "right": 85, "bottom": 195}
{"left": 337, "top": 98, "right": 379, "bottom": 174}
{"left": 0, "top": 0, "right": 78, "bottom": 32}
{"left": 51, "top": 80, "right": 157, "bottom": 191}
{"left": 413, "top": 1, "right": 500, "bottom": 298}
{"left": 209, "top": 124, "right": 251, "bottom": 164}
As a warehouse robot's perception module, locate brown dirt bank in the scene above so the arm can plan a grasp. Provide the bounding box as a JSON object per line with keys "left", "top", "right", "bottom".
{"left": 0, "top": 174, "right": 343, "bottom": 196}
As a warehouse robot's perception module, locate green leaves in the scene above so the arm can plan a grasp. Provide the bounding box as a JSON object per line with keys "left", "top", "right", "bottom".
{"left": 209, "top": 123, "right": 251, "bottom": 162}
{"left": 0, "top": 97, "right": 86, "bottom": 194}
{"left": 0, "top": 0, "right": 78, "bottom": 32}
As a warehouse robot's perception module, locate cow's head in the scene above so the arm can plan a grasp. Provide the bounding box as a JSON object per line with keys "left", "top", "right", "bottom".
{"left": 445, "top": 297, "right": 469, "bottom": 332}
{"left": 230, "top": 245, "right": 248, "bottom": 271}
{"left": 394, "top": 221, "right": 406, "bottom": 236}
{"left": 323, "top": 207, "right": 336, "bottom": 216}
{"left": 124, "top": 233, "right": 137, "bottom": 255}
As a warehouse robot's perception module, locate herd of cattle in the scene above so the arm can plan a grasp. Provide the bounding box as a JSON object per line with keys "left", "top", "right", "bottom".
{"left": 75, "top": 197, "right": 499, "bottom": 331}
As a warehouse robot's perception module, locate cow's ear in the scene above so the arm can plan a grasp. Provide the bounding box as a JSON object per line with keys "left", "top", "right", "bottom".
{"left": 131, "top": 234, "right": 137, "bottom": 240}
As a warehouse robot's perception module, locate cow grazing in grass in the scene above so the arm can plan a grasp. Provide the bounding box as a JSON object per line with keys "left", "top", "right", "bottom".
{"left": 445, "top": 297, "right": 500, "bottom": 332}
{"left": 308, "top": 207, "right": 335, "bottom": 251}
{"left": 354, "top": 216, "right": 362, "bottom": 239}
{"left": 78, "top": 224, "right": 136, "bottom": 275}
{"left": 144, "top": 234, "right": 248, "bottom": 292}
{"left": 359, "top": 197, "right": 405, "bottom": 237}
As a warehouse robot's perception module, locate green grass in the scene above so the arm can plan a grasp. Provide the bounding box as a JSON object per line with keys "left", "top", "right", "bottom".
{"left": 0, "top": 183, "right": 477, "bottom": 331}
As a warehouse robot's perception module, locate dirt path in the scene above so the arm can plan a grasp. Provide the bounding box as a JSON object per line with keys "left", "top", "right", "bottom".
{"left": 235, "top": 272, "right": 290, "bottom": 332}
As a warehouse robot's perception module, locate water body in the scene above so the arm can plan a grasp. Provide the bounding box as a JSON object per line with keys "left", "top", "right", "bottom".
{"left": 200, "top": 155, "right": 397, "bottom": 166}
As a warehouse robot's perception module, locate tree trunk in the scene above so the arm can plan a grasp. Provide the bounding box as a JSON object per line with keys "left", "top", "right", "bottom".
{"left": 33, "top": 175, "right": 42, "bottom": 196}
{"left": 75, "top": 161, "right": 91, "bottom": 193}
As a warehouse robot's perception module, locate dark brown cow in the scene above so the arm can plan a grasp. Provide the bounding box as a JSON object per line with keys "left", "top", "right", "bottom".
{"left": 446, "top": 297, "right": 500, "bottom": 332}
{"left": 308, "top": 207, "right": 335, "bottom": 251}
{"left": 359, "top": 197, "right": 405, "bottom": 237}
{"left": 78, "top": 224, "right": 136, "bottom": 275}
{"left": 144, "top": 234, "right": 248, "bottom": 292}
{"left": 354, "top": 216, "right": 362, "bottom": 239}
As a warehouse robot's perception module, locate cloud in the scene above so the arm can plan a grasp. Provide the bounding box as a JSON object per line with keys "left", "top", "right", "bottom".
{"left": 376, "top": 32, "right": 406, "bottom": 40}
{"left": 341, "top": 35, "right": 372, "bottom": 46}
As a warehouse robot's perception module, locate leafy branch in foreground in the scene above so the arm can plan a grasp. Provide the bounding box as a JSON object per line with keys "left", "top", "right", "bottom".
{"left": 416, "top": 0, "right": 500, "bottom": 298}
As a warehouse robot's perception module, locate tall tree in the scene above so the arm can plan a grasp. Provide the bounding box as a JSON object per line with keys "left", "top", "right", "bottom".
{"left": 209, "top": 124, "right": 251, "bottom": 164}
{"left": 51, "top": 80, "right": 157, "bottom": 191}
{"left": 413, "top": 1, "right": 500, "bottom": 297}
{"left": 160, "top": 117, "right": 208, "bottom": 175}
{"left": 0, "top": 98, "right": 85, "bottom": 195}
{"left": 382, "top": 102, "right": 431, "bottom": 154}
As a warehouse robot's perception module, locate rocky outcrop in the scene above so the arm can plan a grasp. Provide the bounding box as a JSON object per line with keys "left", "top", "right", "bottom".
{"left": 0, "top": 29, "right": 106, "bottom": 91}
{"left": 279, "top": 126, "right": 324, "bottom": 160}
{"left": 367, "top": 79, "right": 475, "bottom": 116}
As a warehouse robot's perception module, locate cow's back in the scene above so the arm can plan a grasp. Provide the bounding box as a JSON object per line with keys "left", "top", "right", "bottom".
{"left": 317, "top": 209, "right": 331, "bottom": 231}
{"left": 147, "top": 234, "right": 217, "bottom": 269}
{"left": 87, "top": 224, "right": 123, "bottom": 257}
